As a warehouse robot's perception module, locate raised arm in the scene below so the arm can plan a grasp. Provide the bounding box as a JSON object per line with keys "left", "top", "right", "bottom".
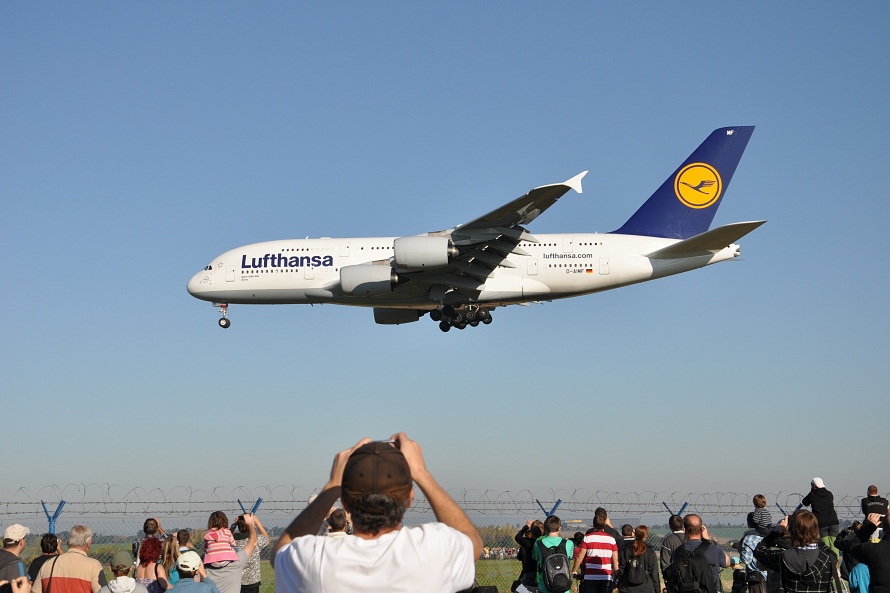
{"left": 393, "top": 432, "right": 483, "bottom": 560}
{"left": 270, "top": 438, "right": 371, "bottom": 567}
{"left": 240, "top": 514, "right": 258, "bottom": 559}
{"left": 252, "top": 515, "right": 270, "bottom": 540}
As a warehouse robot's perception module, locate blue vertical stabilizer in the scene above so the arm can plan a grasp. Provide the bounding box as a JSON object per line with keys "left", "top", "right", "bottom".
{"left": 612, "top": 126, "right": 754, "bottom": 239}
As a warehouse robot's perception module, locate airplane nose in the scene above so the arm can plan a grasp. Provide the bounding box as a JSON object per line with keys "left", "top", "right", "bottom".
{"left": 187, "top": 272, "right": 210, "bottom": 296}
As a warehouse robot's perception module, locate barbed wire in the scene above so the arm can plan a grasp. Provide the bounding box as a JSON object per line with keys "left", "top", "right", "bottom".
{"left": 0, "top": 484, "right": 868, "bottom": 520}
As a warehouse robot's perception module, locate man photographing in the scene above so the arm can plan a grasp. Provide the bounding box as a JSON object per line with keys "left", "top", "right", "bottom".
{"left": 271, "top": 433, "right": 482, "bottom": 593}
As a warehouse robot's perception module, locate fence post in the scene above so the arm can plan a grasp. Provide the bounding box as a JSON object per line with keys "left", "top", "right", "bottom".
{"left": 237, "top": 498, "right": 263, "bottom": 515}
{"left": 41, "top": 500, "right": 66, "bottom": 534}
{"left": 535, "top": 499, "right": 561, "bottom": 518}
{"left": 662, "top": 501, "right": 688, "bottom": 516}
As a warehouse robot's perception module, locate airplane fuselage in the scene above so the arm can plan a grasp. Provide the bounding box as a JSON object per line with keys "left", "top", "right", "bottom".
{"left": 187, "top": 232, "right": 739, "bottom": 309}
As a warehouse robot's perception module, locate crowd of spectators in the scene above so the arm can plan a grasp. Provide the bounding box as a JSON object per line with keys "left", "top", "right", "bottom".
{"left": 3, "top": 470, "right": 889, "bottom": 593}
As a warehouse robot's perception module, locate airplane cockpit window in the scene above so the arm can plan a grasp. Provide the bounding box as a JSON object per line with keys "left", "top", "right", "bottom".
{"left": 205, "top": 265, "right": 213, "bottom": 270}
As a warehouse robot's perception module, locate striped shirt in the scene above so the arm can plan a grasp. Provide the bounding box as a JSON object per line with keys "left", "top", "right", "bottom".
{"left": 579, "top": 530, "right": 618, "bottom": 581}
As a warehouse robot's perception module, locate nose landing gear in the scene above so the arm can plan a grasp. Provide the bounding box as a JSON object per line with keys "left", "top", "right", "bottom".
{"left": 217, "top": 304, "right": 231, "bottom": 328}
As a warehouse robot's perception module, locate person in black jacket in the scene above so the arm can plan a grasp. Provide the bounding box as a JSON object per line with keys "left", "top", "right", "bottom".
{"left": 862, "top": 486, "right": 889, "bottom": 520}
{"left": 514, "top": 519, "right": 544, "bottom": 593}
{"left": 753, "top": 511, "right": 836, "bottom": 593}
{"left": 615, "top": 525, "right": 659, "bottom": 593}
{"left": 836, "top": 513, "right": 890, "bottom": 593}
{"left": 836, "top": 521, "right": 863, "bottom": 580}
{"left": 801, "top": 478, "right": 839, "bottom": 554}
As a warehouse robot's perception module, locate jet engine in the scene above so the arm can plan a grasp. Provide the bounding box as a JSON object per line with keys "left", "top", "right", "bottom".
{"left": 393, "top": 236, "right": 457, "bottom": 269}
{"left": 373, "top": 308, "right": 422, "bottom": 325}
{"left": 340, "top": 264, "right": 401, "bottom": 296}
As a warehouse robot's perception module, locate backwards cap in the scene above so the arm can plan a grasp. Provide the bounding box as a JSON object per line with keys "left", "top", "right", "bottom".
{"left": 341, "top": 442, "right": 413, "bottom": 513}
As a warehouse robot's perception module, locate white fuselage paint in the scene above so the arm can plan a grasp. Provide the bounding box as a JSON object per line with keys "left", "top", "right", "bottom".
{"left": 187, "top": 232, "right": 739, "bottom": 309}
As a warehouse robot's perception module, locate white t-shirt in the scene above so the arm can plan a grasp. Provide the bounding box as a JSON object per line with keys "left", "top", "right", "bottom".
{"left": 274, "top": 522, "right": 475, "bottom": 593}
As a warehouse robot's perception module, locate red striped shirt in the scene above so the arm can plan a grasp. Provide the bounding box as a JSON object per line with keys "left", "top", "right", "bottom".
{"left": 579, "top": 531, "right": 617, "bottom": 581}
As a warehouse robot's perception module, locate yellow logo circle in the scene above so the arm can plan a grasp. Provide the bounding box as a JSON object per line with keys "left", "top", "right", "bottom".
{"left": 674, "top": 163, "right": 722, "bottom": 209}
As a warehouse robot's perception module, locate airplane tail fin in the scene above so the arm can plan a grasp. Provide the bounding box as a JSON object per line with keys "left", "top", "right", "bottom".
{"left": 612, "top": 126, "right": 755, "bottom": 239}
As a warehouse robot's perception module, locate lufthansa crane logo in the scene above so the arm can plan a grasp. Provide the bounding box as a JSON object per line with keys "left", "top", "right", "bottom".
{"left": 674, "top": 162, "right": 722, "bottom": 209}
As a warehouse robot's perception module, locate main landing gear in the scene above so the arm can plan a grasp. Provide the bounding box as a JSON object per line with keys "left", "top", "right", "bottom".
{"left": 431, "top": 305, "right": 492, "bottom": 332}
{"left": 217, "top": 304, "right": 231, "bottom": 328}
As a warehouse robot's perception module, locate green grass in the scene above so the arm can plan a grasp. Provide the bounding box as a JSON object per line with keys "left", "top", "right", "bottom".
{"left": 475, "top": 559, "right": 521, "bottom": 591}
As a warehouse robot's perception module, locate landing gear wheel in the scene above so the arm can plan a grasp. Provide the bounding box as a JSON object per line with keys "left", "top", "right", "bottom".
{"left": 482, "top": 314, "right": 492, "bottom": 325}
{"left": 430, "top": 309, "right": 442, "bottom": 322}
{"left": 465, "top": 309, "right": 476, "bottom": 321}
{"left": 451, "top": 313, "right": 463, "bottom": 324}
{"left": 442, "top": 304, "right": 456, "bottom": 317}
{"left": 470, "top": 320, "right": 479, "bottom": 327}
{"left": 456, "top": 321, "right": 467, "bottom": 329}
{"left": 439, "top": 320, "right": 451, "bottom": 332}
{"left": 217, "top": 303, "right": 230, "bottom": 329}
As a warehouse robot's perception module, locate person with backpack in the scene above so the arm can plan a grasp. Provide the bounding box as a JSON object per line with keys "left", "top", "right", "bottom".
{"left": 666, "top": 515, "right": 728, "bottom": 593}
{"left": 572, "top": 514, "right": 618, "bottom": 593}
{"left": 534, "top": 515, "right": 574, "bottom": 593}
{"left": 615, "top": 525, "right": 659, "bottom": 593}
{"left": 753, "top": 510, "right": 837, "bottom": 593}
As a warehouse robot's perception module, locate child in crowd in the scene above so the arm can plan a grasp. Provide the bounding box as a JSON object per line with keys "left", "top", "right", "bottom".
{"left": 752, "top": 494, "right": 772, "bottom": 531}
{"left": 203, "top": 511, "right": 239, "bottom": 568}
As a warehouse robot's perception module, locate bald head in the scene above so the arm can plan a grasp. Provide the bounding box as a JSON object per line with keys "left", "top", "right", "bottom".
{"left": 684, "top": 514, "right": 703, "bottom": 538}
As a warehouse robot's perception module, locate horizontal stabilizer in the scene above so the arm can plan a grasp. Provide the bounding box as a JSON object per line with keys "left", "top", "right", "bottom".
{"left": 646, "top": 221, "right": 766, "bottom": 259}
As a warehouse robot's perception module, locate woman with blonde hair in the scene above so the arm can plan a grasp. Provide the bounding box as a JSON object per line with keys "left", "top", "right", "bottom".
{"left": 161, "top": 538, "right": 181, "bottom": 586}
{"left": 615, "top": 525, "right": 659, "bottom": 593}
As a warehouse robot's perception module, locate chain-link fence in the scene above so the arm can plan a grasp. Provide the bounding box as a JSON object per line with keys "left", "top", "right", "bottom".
{"left": 1, "top": 486, "right": 869, "bottom": 593}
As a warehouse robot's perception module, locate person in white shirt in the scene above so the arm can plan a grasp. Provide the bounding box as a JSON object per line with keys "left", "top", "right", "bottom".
{"left": 271, "top": 433, "right": 483, "bottom": 593}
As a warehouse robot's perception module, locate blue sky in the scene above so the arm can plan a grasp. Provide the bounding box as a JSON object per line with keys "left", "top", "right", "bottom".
{"left": 2, "top": 3, "right": 888, "bottom": 501}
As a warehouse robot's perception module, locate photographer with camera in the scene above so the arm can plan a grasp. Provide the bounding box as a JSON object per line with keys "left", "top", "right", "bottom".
{"left": 271, "top": 433, "right": 482, "bottom": 593}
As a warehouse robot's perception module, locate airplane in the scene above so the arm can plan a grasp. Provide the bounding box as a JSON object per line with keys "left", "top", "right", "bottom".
{"left": 187, "top": 126, "right": 765, "bottom": 332}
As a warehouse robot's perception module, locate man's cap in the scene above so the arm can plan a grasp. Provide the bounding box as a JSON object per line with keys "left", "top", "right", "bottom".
{"left": 812, "top": 477, "right": 825, "bottom": 489}
{"left": 3, "top": 524, "right": 30, "bottom": 543}
{"left": 341, "top": 441, "right": 412, "bottom": 512}
{"left": 177, "top": 551, "right": 202, "bottom": 572}
{"left": 110, "top": 551, "right": 133, "bottom": 569}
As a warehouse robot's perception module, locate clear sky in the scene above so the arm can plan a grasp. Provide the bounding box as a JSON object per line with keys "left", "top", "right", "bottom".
{"left": 2, "top": 3, "right": 888, "bottom": 501}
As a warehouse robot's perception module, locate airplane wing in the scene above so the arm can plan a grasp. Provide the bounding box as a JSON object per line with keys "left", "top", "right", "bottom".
{"left": 453, "top": 171, "right": 588, "bottom": 234}
{"left": 645, "top": 220, "right": 766, "bottom": 259}
{"left": 403, "top": 171, "right": 588, "bottom": 295}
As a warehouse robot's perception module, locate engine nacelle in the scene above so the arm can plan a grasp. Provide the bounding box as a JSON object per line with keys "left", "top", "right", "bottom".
{"left": 340, "top": 264, "right": 399, "bottom": 296}
{"left": 393, "top": 236, "right": 457, "bottom": 269}
{"left": 373, "top": 308, "right": 422, "bottom": 325}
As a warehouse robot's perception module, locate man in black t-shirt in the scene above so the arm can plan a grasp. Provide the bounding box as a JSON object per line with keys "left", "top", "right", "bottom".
{"left": 27, "top": 534, "right": 61, "bottom": 583}
{"left": 862, "top": 485, "right": 889, "bottom": 518}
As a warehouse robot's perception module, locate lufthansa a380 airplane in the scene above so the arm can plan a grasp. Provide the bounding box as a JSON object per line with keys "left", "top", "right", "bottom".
{"left": 187, "top": 126, "right": 765, "bottom": 332}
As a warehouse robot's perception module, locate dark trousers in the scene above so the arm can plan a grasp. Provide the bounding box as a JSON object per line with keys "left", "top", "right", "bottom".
{"left": 580, "top": 580, "right": 612, "bottom": 593}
